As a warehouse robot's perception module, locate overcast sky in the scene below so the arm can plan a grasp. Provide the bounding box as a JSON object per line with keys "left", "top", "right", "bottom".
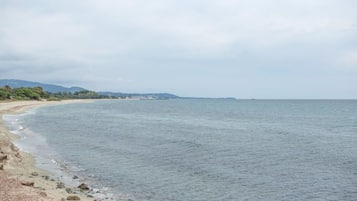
{"left": 0, "top": 0, "right": 356, "bottom": 98}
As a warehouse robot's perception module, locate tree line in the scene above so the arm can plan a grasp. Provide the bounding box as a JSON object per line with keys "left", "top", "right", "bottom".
{"left": 0, "top": 85, "right": 110, "bottom": 101}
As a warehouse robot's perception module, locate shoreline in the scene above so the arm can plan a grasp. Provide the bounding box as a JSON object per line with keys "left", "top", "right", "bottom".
{"left": 0, "top": 100, "right": 99, "bottom": 201}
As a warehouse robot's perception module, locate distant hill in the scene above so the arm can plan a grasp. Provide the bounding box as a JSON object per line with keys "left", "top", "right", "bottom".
{"left": 0, "top": 79, "right": 87, "bottom": 93}
{"left": 0, "top": 79, "right": 180, "bottom": 100}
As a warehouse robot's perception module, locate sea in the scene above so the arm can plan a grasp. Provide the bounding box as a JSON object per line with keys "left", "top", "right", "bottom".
{"left": 3, "top": 99, "right": 357, "bottom": 201}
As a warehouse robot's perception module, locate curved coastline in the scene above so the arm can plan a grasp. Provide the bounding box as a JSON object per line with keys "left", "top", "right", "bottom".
{"left": 0, "top": 100, "right": 97, "bottom": 201}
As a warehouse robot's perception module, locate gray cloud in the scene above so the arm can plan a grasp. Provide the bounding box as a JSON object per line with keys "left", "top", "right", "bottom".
{"left": 0, "top": 0, "right": 356, "bottom": 98}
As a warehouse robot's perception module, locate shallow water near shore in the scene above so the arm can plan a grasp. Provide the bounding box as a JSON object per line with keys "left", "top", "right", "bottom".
{"left": 4, "top": 99, "right": 357, "bottom": 201}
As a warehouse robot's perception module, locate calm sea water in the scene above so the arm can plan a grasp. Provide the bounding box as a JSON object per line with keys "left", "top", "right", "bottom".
{"left": 4, "top": 99, "right": 357, "bottom": 201}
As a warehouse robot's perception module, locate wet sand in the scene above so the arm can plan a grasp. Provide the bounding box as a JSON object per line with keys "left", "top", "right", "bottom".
{"left": 0, "top": 100, "right": 98, "bottom": 201}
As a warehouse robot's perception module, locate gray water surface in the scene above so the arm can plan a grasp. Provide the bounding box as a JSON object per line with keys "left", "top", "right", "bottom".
{"left": 7, "top": 99, "right": 357, "bottom": 201}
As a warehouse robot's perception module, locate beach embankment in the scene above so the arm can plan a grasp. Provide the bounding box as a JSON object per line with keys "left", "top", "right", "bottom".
{"left": 0, "top": 100, "right": 98, "bottom": 201}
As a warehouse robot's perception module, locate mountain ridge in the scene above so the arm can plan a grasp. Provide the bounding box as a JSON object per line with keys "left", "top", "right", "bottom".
{"left": 0, "top": 79, "right": 179, "bottom": 99}
{"left": 0, "top": 79, "right": 86, "bottom": 93}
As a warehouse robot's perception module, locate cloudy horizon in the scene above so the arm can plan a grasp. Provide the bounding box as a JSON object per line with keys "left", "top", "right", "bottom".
{"left": 1, "top": 0, "right": 356, "bottom": 98}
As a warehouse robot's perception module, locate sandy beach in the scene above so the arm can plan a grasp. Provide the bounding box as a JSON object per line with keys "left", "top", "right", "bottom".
{"left": 0, "top": 100, "right": 98, "bottom": 201}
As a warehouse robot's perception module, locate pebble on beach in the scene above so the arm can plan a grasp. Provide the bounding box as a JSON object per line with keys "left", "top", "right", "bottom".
{"left": 0, "top": 154, "right": 8, "bottom": 162}
{"left": 78, "top": 183, "right": 90, "bottom": 191}
{"left": 21, "top": 181, "right": 35, "bottom": 187}
{"left": 66, "top": 187, "right": 75, "bottom": 194}
{"left": 67, "top": 195, "right": 81, "bottom": 200}
{"left": 31, "top": 172, "right": 39, "bottom": 176}
{"left": 43, "top": 175, "right": 50, "bottom": 180}
{"left": 56, "top": 182, "right": 65, "bottom": 189}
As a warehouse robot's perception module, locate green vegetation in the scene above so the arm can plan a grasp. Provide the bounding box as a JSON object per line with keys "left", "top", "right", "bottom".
{"left": 51, "top": 90, "right": 108, "bottom": 99}
{"left": 0, "top": 85, "right": 110, "bottom": 101}
{"left": 0, "top": 85, "right": 48, "bottom": 100}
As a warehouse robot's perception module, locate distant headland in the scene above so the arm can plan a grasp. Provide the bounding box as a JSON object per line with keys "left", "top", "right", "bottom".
{"left": 0, "top": 79, "right": 180, "bottom": 101}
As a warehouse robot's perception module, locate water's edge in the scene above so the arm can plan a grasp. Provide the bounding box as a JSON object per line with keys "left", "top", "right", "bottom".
{"left": 3, "top": 105, "right": 122, "bottom": 201}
